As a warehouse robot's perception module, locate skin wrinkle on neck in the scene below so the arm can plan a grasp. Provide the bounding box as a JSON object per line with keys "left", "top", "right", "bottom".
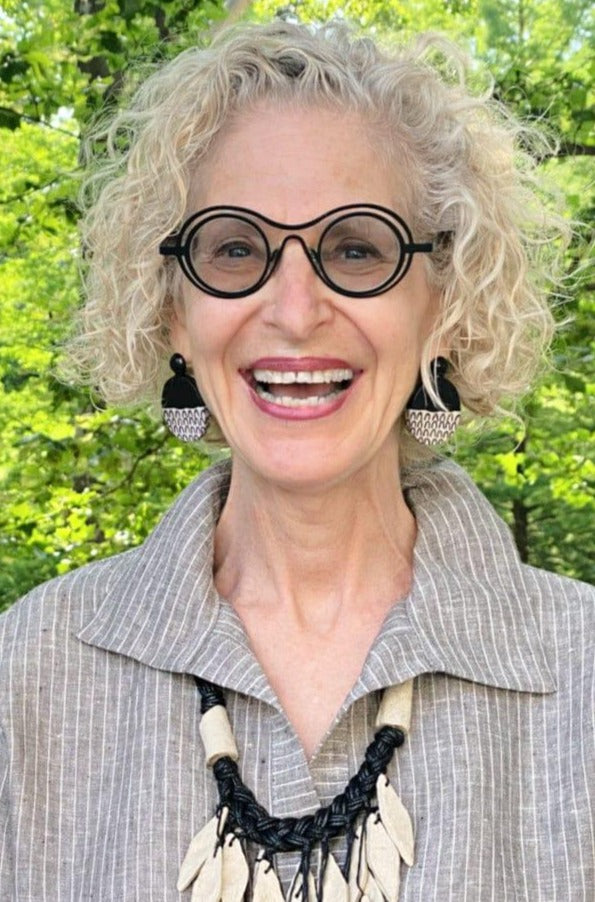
{"left": 213, "top": 442, "right": 415, "bottom": 629}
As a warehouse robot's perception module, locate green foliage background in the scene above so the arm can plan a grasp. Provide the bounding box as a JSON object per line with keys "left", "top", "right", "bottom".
{"left": 0, "top": 0, "right": 593, "bottom": 610}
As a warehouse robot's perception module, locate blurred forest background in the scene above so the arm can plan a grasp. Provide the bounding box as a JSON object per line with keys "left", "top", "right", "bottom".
{"left": 0, "top": 0, "right": 593, "bottom": 610}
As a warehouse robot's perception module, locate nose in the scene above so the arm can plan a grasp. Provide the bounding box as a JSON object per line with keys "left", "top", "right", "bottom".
{"left": 261, "top": 237, "right": 333, "bottom": 339}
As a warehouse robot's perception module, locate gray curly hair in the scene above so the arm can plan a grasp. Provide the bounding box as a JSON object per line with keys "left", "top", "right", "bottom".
{"left": 67, "top": 19, "right": 568, "bottom": 445}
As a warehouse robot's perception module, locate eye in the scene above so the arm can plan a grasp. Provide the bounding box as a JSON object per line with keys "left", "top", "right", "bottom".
{"left": 321, "top": 214, "right": 400, "bottom": 271}
{"left": 335, "top": 240, "right": 382, "bottom": 260}
{"left": 190, "top": 226, "right": 267, "bottom": 269}
{"left": 322, "top": 237, "right": 385, "bottom": 268}
{"left": 213, "top": 240, "right": 256, "bottom": 259}
{"left": 209, "top": 238, "right": 267, "bottom": 271}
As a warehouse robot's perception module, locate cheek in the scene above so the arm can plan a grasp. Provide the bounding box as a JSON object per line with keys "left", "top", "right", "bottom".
{"left": 169, "top": 300, "right": 192, "bottom": 358}
{"left": 178, "top": 298, "right": 251, "bottom": 373}
{"left": 370, "top": 306, "right": 430, "bottom": 361}
{"left": 175, "top": 290, "right": 214, "bottom": 351}
{"left": 361, "top": 300, "right": 434, "bottom": 403}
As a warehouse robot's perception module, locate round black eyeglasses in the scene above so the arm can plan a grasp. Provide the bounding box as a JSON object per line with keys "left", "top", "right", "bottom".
{"left": 159, "top": 203, "right": 433, "bottom": 299}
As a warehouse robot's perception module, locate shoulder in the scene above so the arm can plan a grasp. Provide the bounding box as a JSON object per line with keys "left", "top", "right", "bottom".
{"left": 0, "top": 459, "right": 230, "bottom": 689}
{"left": 0, "top": 460, "right": 229, "bottom": 634}
{"left": 406, "top": 456, "right": 593, "bottom": 678}
{"left": 523, "top": 561, "right": 594, "bottom": 604}
{"left": 409, "top": 458, "right": 593, "bottom": 601}
{"left": 522, "top": 564, "right": 594, "bottom": 664}
{"left": 0, "top": 552, "right": 132, "bottom": 677}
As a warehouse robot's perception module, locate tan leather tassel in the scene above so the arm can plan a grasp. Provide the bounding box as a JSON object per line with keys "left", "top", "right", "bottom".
{"left": 365, "top": 813, "right": 400, "bottom": 902}
{"left": 252, "top": 854, "right": 285, "bottom": 902}
{"left": 178, "top": 807, "right": 228, "bottom": 892}
{"left": 220, "top": 833, "right": 249, "bottom": 902}
{"left": 348, "top": 824, "right": 368, "bottom": 901}
{"left": 321, "top": 853, "right": 348, "bottom": 901}
{"left": 361, "top": 872, "right": 385, "bottom": 902}
{"left": 376, "top": 775, "right": 414, "bottom": 867}
{"left": 190, "top": 840, "right": 223, "bottom": 902}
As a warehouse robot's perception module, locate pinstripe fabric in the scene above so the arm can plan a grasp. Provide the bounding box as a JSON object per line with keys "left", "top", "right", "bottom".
{"left": 0, "top": 459, "right": 593, "bottom": 900}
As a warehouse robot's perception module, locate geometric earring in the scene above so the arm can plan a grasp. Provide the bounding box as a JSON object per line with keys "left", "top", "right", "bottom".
{"left": 161, "top": 353, "right": 211, "bottom": 442}
{"left": 404, "top": 356, "right": 461, "bottom": 445}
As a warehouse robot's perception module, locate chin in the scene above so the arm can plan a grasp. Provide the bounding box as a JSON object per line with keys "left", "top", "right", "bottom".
{"left": 235, "top": 435, "right": 372, "bottom": 494}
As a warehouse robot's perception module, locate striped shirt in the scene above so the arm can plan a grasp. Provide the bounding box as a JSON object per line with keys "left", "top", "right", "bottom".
{"left": 0, "top": 459, "right": 593, "bottom": 900}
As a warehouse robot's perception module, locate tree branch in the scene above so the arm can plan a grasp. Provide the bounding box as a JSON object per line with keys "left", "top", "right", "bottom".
{"left": 556, "top": 142, "right": 595, "bottom": 158}
{"left": 0, "top": 107, "right": 79, "bottom": 139}
{"left": 0, "top": 173, "right": 79, "bottom": 206}
{"left": 99, "top": 432, "right": 171, "bottom": 497}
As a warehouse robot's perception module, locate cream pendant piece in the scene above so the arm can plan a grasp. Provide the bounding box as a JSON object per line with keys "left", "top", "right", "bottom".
{"left": 252, "top": 854, "right": 286, "bottom": 902}
{"left": 361, "top": 873, "right": 385, "bottom": 902}
{"left": 365, "top": 813, "right": 400, "bottom": 902}
{"left": 375, "top": 681, "right": 413, "bottom": 733}
{"left": 376, "top": 775, "right": 414, "bottom": 867}
{"left": 348, "top": 824, "right": 369, "bottom": 901}
{"left": 321, "top": 853, "right": 349, "bottom": 901}
{"left": 190, "top": 840, "right": 223, "bottom": 902}
{"left": 199, "top": 704, "right": 240, "bottom": 766}
{"left": 178, "top": 807, "right": 228, "bottom": 892}
{"left": 220, "top": 833, "right": 249, "bottom": 902}
{"left": 288, "top": 867, "right": 316, "bottom": 901}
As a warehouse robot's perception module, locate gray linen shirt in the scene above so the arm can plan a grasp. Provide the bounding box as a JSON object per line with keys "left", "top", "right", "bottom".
{"left": 0, "top": 460, "right": 593, "bottom": 901}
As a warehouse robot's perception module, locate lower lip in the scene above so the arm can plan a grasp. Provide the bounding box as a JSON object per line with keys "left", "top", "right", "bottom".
{"left": 246, "top": 377, "right": 358, "bottom": 421}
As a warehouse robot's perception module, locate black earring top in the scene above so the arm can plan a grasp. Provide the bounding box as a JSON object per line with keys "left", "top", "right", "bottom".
{"left": 169, "top": 353, "right": 187, "bottom": 376}
{"left": 433, "top": 357, "right": 448, "bottom": 378}
{"left": 163, "top": 353, "right": 204, "bottom": 410}
{"left": 407, "top": 357, "right": 460, "bottom": 413}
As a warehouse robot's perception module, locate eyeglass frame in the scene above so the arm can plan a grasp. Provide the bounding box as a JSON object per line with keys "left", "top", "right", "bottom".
{"left": 159, "top": 203, "right": 434, "bottom": 299}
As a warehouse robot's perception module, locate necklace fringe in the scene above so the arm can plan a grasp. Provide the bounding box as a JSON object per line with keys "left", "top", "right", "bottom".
{"left": 179, "top": 679, "right": 414, "bottom": 901}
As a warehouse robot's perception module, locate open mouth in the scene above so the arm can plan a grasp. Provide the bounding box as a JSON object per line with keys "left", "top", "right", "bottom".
{"left": 247, "top": 367, "right": 355, "bottom": 408}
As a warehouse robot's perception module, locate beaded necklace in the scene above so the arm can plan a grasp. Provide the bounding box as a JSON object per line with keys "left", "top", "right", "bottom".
{"left": 178, "top": 677, "right": 414, "bottom": 901}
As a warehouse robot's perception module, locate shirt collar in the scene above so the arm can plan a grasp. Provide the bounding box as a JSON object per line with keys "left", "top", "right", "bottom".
{"left": 78, "top": 459, "right": 555, "bottom": 702}
{"left": 352, "top": 461, "right": 556, "bottom": 699}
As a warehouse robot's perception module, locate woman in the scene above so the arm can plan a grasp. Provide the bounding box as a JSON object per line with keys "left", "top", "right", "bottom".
{"left": 0, "top": 21, "right": 592, "bottom": 902}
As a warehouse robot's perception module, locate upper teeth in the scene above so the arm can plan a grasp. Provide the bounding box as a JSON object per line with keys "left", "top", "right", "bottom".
{"left": 252, "top": 368, "right": 353, "bottom": 384}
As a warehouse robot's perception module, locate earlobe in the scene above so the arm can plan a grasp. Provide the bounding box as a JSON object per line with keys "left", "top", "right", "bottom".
{"left": 168, "top": 297, "right": 191, "bottom": 359}
{"left": 424, "top": 298, "right": 452, "bottom": 361}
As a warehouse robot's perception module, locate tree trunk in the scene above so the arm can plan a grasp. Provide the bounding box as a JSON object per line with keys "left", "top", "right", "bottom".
{"left": 512, "top": 436, "right": 529, "bottom": 563}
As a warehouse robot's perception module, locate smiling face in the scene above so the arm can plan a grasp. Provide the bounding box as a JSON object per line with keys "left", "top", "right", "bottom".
{"left": 171, "top": 104, "right": 440, "bottom": 491}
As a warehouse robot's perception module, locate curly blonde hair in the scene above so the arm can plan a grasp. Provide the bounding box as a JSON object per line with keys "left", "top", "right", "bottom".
{"left": 67, "top": 20, "right": 568, "bottom": 441}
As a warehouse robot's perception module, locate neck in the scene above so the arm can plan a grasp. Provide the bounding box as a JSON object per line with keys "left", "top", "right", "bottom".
{"left": 214, "top": 444, "right": 415, "bottom": 628}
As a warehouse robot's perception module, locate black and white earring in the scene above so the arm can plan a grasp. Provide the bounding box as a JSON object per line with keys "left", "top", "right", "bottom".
{"left": 162, "top": 354, "right": 210, "bottom": 442}
{"left": 405, "top": 357, "right": 461, "bottom": 445}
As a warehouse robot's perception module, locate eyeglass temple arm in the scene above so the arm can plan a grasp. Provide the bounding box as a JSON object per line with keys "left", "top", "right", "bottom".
{"left": 405, "top": 241, "right": 433, "bottom": 253}
{"left": 406, "top": 229, "right": 455, "bottom": 255}
{"left": 159, "top": 236, "right": 183, "bottom": 256}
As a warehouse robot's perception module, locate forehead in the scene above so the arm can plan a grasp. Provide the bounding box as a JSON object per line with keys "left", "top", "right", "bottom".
{"left": 188, "top": 103, "right": 413, "bottom": 220}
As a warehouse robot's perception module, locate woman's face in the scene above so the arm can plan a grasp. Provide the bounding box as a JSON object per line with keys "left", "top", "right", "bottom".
{"left": 171, "top": 104, "right": 440, "bottom": 491}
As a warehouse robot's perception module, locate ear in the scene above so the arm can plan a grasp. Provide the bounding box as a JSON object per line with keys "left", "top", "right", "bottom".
{"left": 428, "top": 334, "right": 452, "bottom": 362}
{"left": 424, "top": 290, "right": 453, "bottom": 360}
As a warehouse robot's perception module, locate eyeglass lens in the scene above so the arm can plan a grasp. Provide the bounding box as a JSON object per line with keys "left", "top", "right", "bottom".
{"left": 185, "top": 212, "right": 406, "bottom": 296}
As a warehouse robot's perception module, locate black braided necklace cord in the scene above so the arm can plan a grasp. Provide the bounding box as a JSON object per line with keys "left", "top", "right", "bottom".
{"left": 194, "top": 675, "right": 405, "bottom": 862}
